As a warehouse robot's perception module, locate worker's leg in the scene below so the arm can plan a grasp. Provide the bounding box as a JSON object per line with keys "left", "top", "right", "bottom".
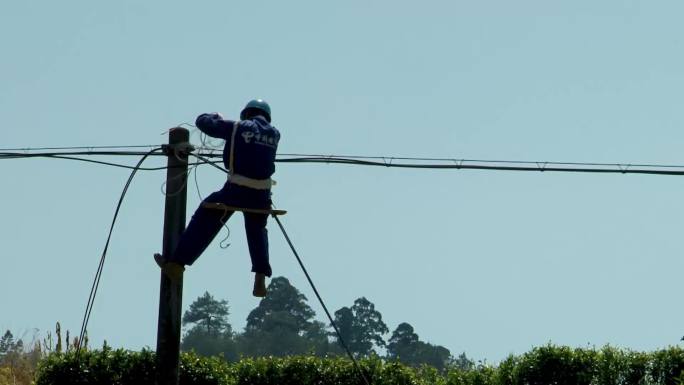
{"left": 169, "top": 200, "right": 234, "bottom": 266}
{"left": 244, "top": 212, "right": 272, "bottom": 277}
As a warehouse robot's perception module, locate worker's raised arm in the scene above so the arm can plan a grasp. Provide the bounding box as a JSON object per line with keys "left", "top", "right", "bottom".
{"left": 195, "top": 113, "right": 237, "bottom": 139}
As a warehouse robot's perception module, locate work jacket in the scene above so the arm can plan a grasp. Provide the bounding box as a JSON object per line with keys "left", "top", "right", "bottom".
{"left": 196, "top": 113, "right": 280, "bottom": 183}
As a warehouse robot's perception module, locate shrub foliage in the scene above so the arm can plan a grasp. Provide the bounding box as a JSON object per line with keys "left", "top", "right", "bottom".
{"left": 34, "top": 344, "right": 684, "bottom": 385}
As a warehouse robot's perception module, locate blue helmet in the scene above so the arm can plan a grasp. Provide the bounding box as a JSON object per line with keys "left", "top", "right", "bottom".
{"left": 240, "top": 99, "right": 271, "bottom": 122}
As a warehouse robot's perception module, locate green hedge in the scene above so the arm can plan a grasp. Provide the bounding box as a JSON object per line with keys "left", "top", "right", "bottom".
{"left": 35, "top": 349, "right": 422, "bottom": 385}
{"left": 446, "top": 345, "right": 684, "bottom": 385}
{"left": 35, "top": 344, "right": 684, "bottom": 385}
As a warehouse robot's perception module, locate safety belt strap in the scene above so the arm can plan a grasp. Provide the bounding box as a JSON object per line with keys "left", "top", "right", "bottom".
{"left": 229, "top": 121, "right": 238, "bottom": 174}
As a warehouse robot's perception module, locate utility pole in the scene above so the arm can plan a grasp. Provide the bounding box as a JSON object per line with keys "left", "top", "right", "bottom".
{"left": 156, "top": 127, "right": 190, "bottom": 385}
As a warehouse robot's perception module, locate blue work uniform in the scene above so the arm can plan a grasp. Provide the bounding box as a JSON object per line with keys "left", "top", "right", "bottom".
{"left": 168, "top": 113, "right": 280, "bottom": 277}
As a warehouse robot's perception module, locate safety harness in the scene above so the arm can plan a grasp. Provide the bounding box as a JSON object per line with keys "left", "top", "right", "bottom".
{"left": 228, "top": 121, "right": 275, "bottom": 190}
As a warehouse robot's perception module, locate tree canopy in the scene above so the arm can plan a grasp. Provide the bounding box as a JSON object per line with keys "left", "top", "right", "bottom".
{"left": 332, "top": 297, "right": 388, "bottom": 357}
{"left": 179, "top": 277, "right": 465, "bottom": 371}
{"left": 0, "top": 331, "right": 17, "bottom": 359}
{"left": 181, "top": 292, "right": 238, "bottom": 360}
{"left": 182, "top": 291, "right": 231, "bottom": 336}
{"left": 245, "top": 277, "right": 315, "bottom": 333}
{"left": 240, "top": 277, "right": 336, "bottom": 357}
{"left": 387, "top": 322, "right": 452, "bottom": 371}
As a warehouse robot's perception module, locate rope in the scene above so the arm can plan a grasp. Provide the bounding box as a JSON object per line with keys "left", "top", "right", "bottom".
{"left": 189, "top": 152, "right": 371, "bottom": 383}
{"left": 217, "top": 207, "right": 232, "bottom": 249}
{"left": 272, "top": 215, "right": 371, "bottom": 385}
{"left": 77, "top": 147, "right": 162, "bottom": 353}
{"left": 188, "top": 153, "right": 232, "bottom": 248}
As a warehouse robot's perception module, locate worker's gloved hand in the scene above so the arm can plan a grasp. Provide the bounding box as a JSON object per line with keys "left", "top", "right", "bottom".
{"left": 195, "top": 112, "right": 223, "bottom": 127}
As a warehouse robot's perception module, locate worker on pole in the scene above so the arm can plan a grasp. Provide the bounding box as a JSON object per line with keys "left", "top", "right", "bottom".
{"left": 155, "top": 99, "right": 280, "bottom": 297}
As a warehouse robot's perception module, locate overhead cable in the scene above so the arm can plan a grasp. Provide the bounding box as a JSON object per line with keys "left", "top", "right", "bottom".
{"left": 0, "top": 145, "right": 159, "bottom": 151}
{"left": 3, "top": 150, "right": 684, "bottom": 176}
{"left": 77, "top": 147, "right": 163, "bottom": 353}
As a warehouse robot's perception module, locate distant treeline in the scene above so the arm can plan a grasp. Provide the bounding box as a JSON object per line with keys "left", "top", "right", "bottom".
{"left": 180, "top": 276, "right": 465, "bottom": 371}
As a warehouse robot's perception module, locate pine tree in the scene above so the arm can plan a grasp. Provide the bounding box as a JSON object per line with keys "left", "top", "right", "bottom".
{"left": 0, "top": 330, "right": 15, "bottom": 359}
{"left": 245, "top": 277, "right": 315, "bottom": 333}
{"left": 240, "top": 277, "right": 332, "bottom": 357}
{"left": 332, "top": 297, "right": 388, "bottom": 357}
{"left": 182, "top": 291, "right": 231, "bottom": 335}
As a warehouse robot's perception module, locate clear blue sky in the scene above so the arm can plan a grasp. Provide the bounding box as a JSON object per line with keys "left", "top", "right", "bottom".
{"left": 2, "top": 1, "right": 684, "bottom": 362}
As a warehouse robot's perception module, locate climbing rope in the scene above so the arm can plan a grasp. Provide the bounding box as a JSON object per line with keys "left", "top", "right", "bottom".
{"left": 187, "top": 155, "right": 232, "bottom": 248}
{"left": 190, "top": 152, "right": 372, "bottom": 385}
{"left": 271, "top": 214, "right": 372, "bottom": 385}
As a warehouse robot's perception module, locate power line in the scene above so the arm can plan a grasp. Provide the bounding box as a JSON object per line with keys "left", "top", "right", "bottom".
{"left": 77, "top": 148, "right": 162, "bottom": 353}
{"left": 276, "top": 157, "right": 684, "bottom": 176}
{"left": 5, "top": 146, "right": 684, "bottom": 169}
{"left": 0, "top": 145, "right": 159, "bottom": 151}
{"left": 278, "top": 153, "right": 684, "bottom": 169}
{"left": 0, "top": 153, "right": 168, "bottom": 170}
{"left": 4, "top": 143, "right": 684, "bottom": 169}
{"left": 3, "top": 149, "right": 684, "bottom": 176}
{"left": 2, "top": 147, "right": 684, "bottom": 168}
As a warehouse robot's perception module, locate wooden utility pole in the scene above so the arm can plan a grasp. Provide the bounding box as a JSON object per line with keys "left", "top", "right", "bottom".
{"left": 156, "top": 127, "right": 190, "bottom": 385}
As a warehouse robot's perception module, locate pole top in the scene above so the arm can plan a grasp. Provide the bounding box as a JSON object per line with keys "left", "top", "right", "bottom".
{"left": 167, "top": 127, "right": 190, "bottom": 142}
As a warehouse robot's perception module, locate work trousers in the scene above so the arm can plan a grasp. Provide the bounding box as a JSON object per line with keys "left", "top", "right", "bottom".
{"left": 168, "top": 182, "right": 272, "bottom": 277}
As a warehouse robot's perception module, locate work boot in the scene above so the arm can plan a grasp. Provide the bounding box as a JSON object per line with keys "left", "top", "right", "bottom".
{"left": 154, "top": 253, "right": 166, "bottom": 268}
{"left": 154, "top": 253, "right": 185, "bottom": 281}
{"left": 253, "top": 273, "right": 267, "bottom": 297}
